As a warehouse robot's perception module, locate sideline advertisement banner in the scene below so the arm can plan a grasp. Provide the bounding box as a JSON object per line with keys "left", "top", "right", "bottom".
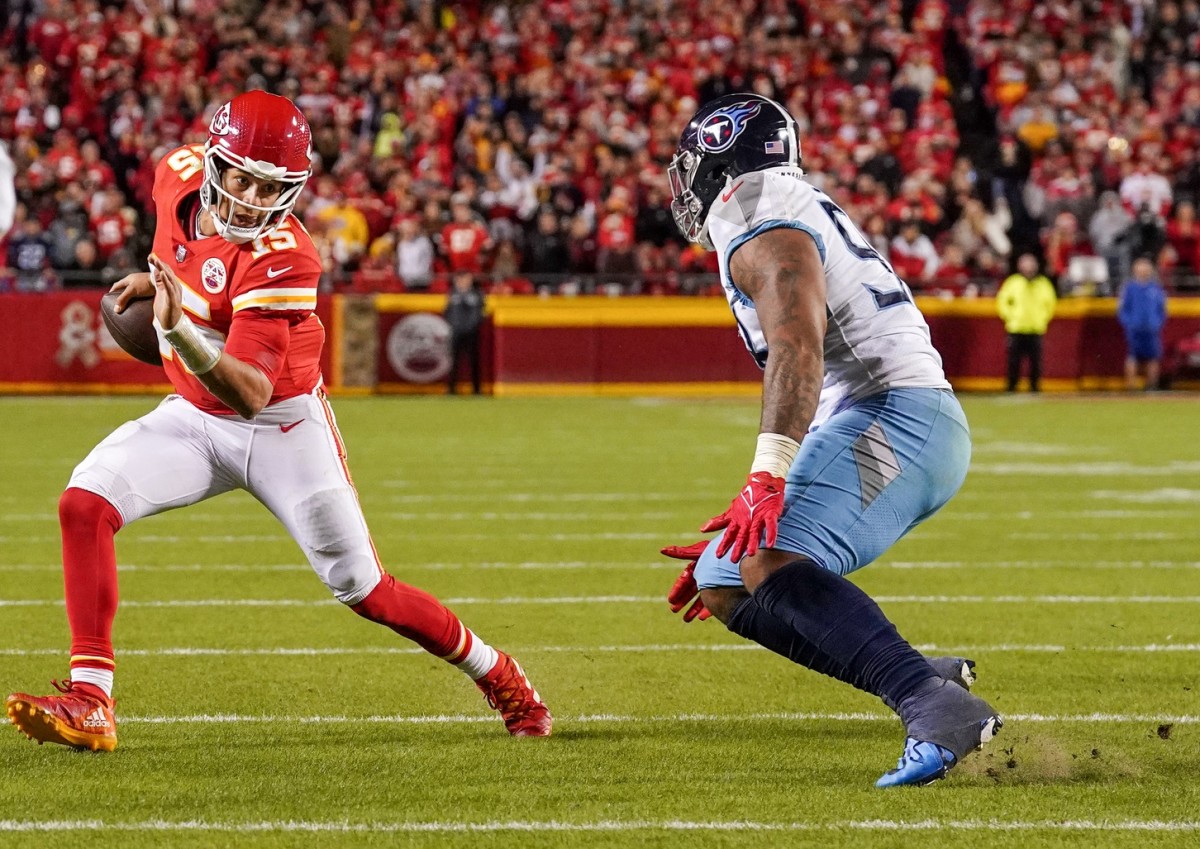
{"left": 0, "top": 291, "right": 335, "bottom": 393}
{"left": 0, "top": 292, "right": 168, "bottom": 392}
{"left": 375, "top": 293, "right": 494, "bottom": 393}
{"left": 4, "top": 293, "right": 1200, "bottom": 395}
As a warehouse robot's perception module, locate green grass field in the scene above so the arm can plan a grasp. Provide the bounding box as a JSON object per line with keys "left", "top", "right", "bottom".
{"left": 1, "top": 393, "right": 1198, "bottom": 848}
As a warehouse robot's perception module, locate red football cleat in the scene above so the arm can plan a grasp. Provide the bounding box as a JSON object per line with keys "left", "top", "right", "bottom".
{"left": 5, "top": 680, "right": 117, "bottom": 752}
{"left": 476, "top": 653, "right": 552, "bottom": 737}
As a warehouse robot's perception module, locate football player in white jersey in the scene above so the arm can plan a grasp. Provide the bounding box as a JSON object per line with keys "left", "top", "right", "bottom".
{"left": 662, "top": 93, "right": 1002, "bottom": 787}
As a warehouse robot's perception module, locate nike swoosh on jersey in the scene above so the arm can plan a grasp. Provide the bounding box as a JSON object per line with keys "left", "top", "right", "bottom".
{"left": 280, "top": 419, "right": 305, "bottom": 433}
{"left": 721, "top": 180, "right": 745, "bottom": 203}
{"left": 265, "top": 266, "right": 294, "bottom": 279}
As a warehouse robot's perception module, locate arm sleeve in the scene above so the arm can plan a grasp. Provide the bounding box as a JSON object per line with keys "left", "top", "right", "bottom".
{"left": 223, "top": 312, "right": 292, "bottom": 384}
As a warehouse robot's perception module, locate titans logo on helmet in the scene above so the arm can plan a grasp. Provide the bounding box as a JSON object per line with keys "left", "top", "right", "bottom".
{"left": 697, "top": 102, "right": 763, "bottom": 153}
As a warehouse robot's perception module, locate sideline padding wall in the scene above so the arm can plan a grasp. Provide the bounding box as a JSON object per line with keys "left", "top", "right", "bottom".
{"left": 0, "top": 290, "right": 334, "bottom": 394}
{"left": 3, "top": 292, "right": 1200, "bottom": 395}
{"left": 477, "top": 296, "right": 1200, "bottom": 395}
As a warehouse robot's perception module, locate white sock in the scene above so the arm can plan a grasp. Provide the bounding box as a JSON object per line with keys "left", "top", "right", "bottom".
{"left": 455, "top": 630, "right": 500, "bottom": 680}
{"left": 70, "top": 667, "right": 113, "bottom": 699}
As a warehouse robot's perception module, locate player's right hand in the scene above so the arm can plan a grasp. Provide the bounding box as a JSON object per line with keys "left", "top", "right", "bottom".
{"left": 108, "top": 272, "right": 153, "bottom": 314}
{"left": 662, "top": 540, "right": 711, "bottom": 622}
{"left": 702, "top": 472, "right": 786, "bottom": 563}
{"left": 147, "top": 253, "right": 184, "bottom": 330}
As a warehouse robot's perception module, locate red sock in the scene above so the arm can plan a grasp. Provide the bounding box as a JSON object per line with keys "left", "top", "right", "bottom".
{"left": 59, "top": 487, "right": 122, "bottom": 676}
{"left": 351, "top": 573, "right": 470, "bottom": 660}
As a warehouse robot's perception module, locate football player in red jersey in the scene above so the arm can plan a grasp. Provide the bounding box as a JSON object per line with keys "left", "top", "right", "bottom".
{"left": 5, "top": 91, "right": 551, "bottom": 751}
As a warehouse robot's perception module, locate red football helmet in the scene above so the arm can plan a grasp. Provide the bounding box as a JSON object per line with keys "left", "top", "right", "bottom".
{"left": 201, "top": 90, "right": 313, "bottom": 244}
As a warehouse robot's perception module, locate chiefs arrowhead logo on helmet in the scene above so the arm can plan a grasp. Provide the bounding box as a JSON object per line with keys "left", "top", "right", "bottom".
{"left": 209, "top": 102, "right": 232, "bottom": 137}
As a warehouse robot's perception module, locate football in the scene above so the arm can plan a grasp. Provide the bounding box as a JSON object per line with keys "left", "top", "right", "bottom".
{"left": 99, "top": 291, "right": 163, "bottom": 367}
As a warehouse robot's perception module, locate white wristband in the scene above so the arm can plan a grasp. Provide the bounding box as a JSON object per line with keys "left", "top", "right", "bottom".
{"left": 158, "top": 314, "right": 221, "bottom": 375}
{"left": 750, "top": 432, "right": 801, "bottom": 479}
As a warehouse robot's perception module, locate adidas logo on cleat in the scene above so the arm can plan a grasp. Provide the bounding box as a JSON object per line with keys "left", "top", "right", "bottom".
{"left": 82, "top": 708, "right": 110, "bottom": 730}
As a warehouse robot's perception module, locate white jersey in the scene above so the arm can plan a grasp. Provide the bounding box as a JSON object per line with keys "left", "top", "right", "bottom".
{"left": 706, "top": 167, "right": 950, "bottom": 427}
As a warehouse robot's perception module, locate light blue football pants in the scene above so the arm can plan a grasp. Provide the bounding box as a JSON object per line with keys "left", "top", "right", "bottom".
{"left": 694, "top": 388, "right": 971, "bottom": 588}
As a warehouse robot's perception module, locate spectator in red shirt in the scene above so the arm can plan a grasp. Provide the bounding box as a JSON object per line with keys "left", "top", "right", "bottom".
{"left": 89, "top": 188, "right": 133, "bottom": 261}
{"left": 596, "top": 189, "right": 637, "bottom": 283}
{"left": 885, "top": 178, "right": 943, "bottom": 230}
{"left": 1166, "top": 201, "right": 1200, "bottom": 274}
{"left": 441, "top": 193, "right": 493, "bottom": 274}
{"left": 930, "top": 244, "right": 972, "bottom": 296}
{"left": 78, "top": 140, "right": 115, "bottom": 193}
{"left": 890, "top": 220, "right": 939, "bottom": 285}
{"left": 1043, "top": 211, "right": 1091, "bottom": 282}
{"left": 44, "top": 129, "right": 82, "bottom": 187}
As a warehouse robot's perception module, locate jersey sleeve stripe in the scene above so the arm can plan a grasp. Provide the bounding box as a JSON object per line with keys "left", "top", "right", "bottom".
{"left": 231, "top": 286, "right": 318, "bottom": 312}
{"left": 232, "top": 296, "right": 318, "bottom": 312}
{"left": 231, "top": 287, "right": 316, "bottom": 307}
{"left": 726, "top": 219, "right": 827, "bottom": 267}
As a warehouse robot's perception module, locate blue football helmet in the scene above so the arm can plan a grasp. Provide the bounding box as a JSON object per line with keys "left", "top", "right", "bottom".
{"left": 668, "top": 93, "right": 801, "bottom": 250}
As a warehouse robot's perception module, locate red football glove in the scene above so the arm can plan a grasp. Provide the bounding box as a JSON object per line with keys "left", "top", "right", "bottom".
{"left": 702, "top": 472, "right": 786, "bottom": 562}
{"left": 662, "top": 540, "right": 711, "bottom": 622}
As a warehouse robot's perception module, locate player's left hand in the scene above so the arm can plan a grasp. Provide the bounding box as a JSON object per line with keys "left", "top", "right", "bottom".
{"left": 701, "top": 472, "right": 786, "bottom": 562}
{"left": 147, "top": 253, "right": 183, "bottom": 330}
{"left": 662, "top": 540, "right": 711, "bottom": 622}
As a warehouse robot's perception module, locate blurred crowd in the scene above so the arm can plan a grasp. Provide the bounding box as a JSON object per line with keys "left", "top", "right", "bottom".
{"left": 2, "top": 0, "right": 1200, "bottom": 298}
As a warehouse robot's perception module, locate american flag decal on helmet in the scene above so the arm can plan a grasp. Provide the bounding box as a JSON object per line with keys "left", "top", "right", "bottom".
{"left": 764, "top": 140, "right": 784, "bottom": 154}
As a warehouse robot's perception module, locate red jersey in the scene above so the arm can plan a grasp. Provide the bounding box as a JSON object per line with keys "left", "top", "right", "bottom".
{"left": 151, "top": 144, "right": 324, "bottom": 415}
{"left": 440, "top": 221, "right": 490, "bottom": 272}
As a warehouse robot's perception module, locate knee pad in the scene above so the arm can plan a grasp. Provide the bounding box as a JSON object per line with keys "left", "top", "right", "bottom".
{"left": 321, "top": 551, "right": 382, "bottom": 605}
{"left": 292, "top": 487, "right": 381, "bottom": 604}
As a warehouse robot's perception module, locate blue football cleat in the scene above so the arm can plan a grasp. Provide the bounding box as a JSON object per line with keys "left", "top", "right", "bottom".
{"left": 876, "top": 715, "right": 1003, "bottom": 788}
{"left": 875, "top": 737, "right": 957, "bottom": 787}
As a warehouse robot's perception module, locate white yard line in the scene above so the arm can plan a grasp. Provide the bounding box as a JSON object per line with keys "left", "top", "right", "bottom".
{"left": 0, "top": 532, "right": 680, "bottom": 543}
{"left": 883, "top": 560, "right": 1200, "bottom": 569}
{"left": 3, "top": 559, "right": 1199, "bottom": 572}
{"left": 115, "top": 711, "right": 1200, "bottom": 725}
{"left": 381, "top": 491, "right": 705, "bottom": 501}
{"left": 947, "top": 510, "right": 1194, "bottom": 520}
{"left": 4, "top": 643, "right": 1200, "bottom": 658}
{"left": 1009, "top": 532, "right": 1191, "bottom": 541}
{"left": 0, "top": 561, "right": 668, "bottom": 573}
{"left": 972, "top": 461, "right": 1200, "bottom": 476}
{"left": 1092, "top": 488, "right": 1200, "bottom": 503}
{"left": 0, "top": 819, "right": 1197, "bottom": 834}
{"left": 5, "top": 559, "right": 1200, "bottom": 573}
{"left": 4, "top": 595, "right": 1200, "bottom": 608}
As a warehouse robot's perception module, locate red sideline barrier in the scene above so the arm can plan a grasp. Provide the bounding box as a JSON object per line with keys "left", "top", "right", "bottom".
{"left": 0, "top": 290, "right": 334, "bottom": 393}
{"left": 374, "top": 294, "right": 494, "bottom": 393}
{"left": 476, "top": 296, "right": 1200, "bottom": 395}
{"left": 4, "top": 293, "right": 1200, "bottom": 395}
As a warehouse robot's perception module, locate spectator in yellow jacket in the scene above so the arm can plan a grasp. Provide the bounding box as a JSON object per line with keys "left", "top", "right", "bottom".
{"left": 997, "top": 253, "right": 1057, "bottom": 392}
{"left": 315, "top": 193, "right": 370, "bottom": 269}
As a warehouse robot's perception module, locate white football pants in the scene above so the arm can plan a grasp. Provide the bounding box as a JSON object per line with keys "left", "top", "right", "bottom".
{"left": 67, "top": 390, "right": 384, "bottom": 605}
